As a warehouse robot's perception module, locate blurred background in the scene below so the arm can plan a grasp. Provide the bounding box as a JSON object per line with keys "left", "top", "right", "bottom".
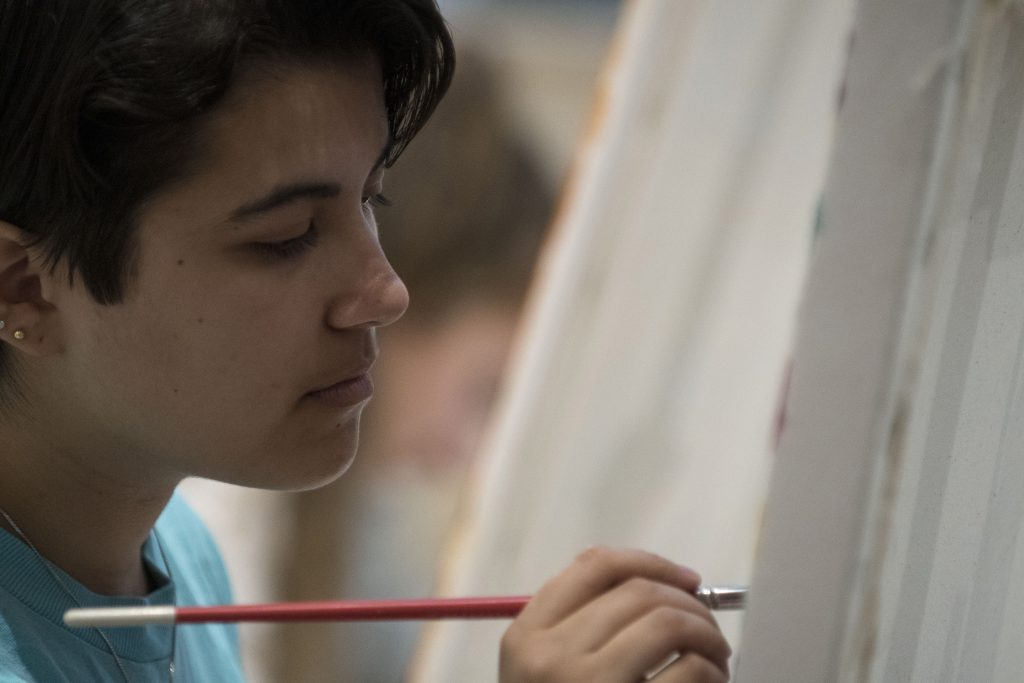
{"left": 181, "top": 2, "right": 623, "bottom": 681}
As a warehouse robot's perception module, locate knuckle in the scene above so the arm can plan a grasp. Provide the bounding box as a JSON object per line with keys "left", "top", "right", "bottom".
{"left": 518, "top": 641, "right": 562, "bottom": 680}
{"left": 651, "top": 605, "right": 690, "bottom": 633}
{"left": 576, "top": 546, "right": 622, "bottom": 584}
{"left": 682, "top": 594, "right": 716, "bottom": 622}
{"left": 577, "top": 545, "right": 615, "bottom": 566}
{"left": 500, "top": 623, "right": 523, "bottom": 653}
{"left": 501, "top": 629, "right": 570, "bottom": 683}
{"left": 641, "top": 549, "right": 670, "bottom": 565}
{"left": 623, "top": 577, "right": 665, "bottom": 604}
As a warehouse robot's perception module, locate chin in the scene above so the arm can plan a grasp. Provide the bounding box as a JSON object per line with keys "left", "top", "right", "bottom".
{"left": 224, "top": 421, "right": 363, "bottom": 491}
{"left": 288, "top": 445, "right": 359, "bottom": 491}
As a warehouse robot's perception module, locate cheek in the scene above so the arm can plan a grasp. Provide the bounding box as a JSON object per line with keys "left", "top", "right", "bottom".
{"left": 140, "top": 303, "right": 295, "bottom": 401}
{"left": 81, "top": 281, "right": 305, "bottom": 438}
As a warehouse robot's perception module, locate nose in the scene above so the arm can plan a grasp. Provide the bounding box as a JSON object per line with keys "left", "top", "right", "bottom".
{"left": 325, "top": 242, "right": 409, "bottom": 331}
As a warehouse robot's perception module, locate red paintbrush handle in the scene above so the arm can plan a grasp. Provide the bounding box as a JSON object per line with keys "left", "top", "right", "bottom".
{"left": 175, "top": 596, "right": 532, "bottom": 623}
{"left": 63, "top": 587, "right": 745, "bottom": 628}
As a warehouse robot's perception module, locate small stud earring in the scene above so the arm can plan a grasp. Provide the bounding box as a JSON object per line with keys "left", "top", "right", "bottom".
{"left": 13, "top": 330, "right": 25, "bottom": 341}
{"left": 0, "top": 320, "right": 5, "bottom": 331}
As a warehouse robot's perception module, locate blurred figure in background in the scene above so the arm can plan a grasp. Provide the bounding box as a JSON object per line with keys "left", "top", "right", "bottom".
{"left": 274, "top": 49, "right": 554, "bottom": 682}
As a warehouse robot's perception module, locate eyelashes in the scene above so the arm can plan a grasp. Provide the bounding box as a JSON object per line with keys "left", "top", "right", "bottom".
{"left": 250, "top": 195, "right": 392, "bottom": 260}
{"left": 363, "top": 192, "right": 391, "bottom": 208}
{"left": 251, "top": 222, "right": 321, "bottom": 258}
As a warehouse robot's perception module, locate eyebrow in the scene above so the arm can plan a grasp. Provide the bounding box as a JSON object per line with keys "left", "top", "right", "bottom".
{"left": 227, "top": 142, "right": 392, "bottom": 223}
{"left": 229, "top": 182, "right": 341, "bottom": 222}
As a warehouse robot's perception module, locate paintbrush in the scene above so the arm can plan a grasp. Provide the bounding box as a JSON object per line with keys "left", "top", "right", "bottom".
{"left": 64, "top": 586, "right": 748, "bottom": 628}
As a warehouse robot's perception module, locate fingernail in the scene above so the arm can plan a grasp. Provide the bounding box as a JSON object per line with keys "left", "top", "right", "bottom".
{"left": 678, "top": 564, "right": 702, "bottom": 584}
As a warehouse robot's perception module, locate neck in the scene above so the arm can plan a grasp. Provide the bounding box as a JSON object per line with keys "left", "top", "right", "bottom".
{"left": 0, "top": 424, "right": 179, "bottom": 597}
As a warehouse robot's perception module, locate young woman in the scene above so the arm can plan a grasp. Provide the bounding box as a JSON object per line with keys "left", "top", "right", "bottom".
{"left": 0, "top": 1, "right": 731, "bottom": 681}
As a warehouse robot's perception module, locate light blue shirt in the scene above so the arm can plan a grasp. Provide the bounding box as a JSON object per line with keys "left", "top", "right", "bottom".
{"left": 0, "top": 494, "right": 245, "bottom": 682}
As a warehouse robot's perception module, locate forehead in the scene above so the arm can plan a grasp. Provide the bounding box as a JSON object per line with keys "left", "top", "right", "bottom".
{"left": 138, "top": 58, "right": 389, "bottom": 236}
{"left": 199, "top": 58, "right": 389, "bottom": 188}
{"left": 135, "top": 59, "right": 387, "bottom": 242}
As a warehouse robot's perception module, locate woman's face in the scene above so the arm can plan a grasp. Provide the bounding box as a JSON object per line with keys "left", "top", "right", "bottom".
{"left": 46, "top": 59, "right": 408, "bottom": 490}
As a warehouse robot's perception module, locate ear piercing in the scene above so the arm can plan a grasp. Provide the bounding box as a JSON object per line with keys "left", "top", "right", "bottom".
{"left": 0, "top": 321, "right": 25, "bottom": 340}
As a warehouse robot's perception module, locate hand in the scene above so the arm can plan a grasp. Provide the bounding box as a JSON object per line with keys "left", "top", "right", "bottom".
{"left": 499, "top": 547, "right": 730, "bottom": 682}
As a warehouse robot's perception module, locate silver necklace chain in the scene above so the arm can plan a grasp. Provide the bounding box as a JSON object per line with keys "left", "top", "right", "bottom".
{"left": 0, "top": 506, "right": 177, "bottom": 683}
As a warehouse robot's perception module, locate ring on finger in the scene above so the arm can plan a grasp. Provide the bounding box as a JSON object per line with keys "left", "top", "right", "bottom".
{"left": 644, "top": 651, "right": 682, "bottom": 680}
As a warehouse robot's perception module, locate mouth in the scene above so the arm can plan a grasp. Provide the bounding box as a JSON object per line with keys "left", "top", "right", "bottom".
{"left": 305, "top": 373, "right": 374, "bottom": 408}
{"left": 305, "top": 363, "right": 376, "bottom": 408}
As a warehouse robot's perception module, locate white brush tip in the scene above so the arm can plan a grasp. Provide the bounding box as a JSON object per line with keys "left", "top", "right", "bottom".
{"left": 64, "top": 605, "right": 176, "bottom": 628}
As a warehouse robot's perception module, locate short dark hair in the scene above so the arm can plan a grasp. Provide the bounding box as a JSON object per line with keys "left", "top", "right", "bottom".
{"left": 0, "top": 0, "right": 454, "bottom": 395}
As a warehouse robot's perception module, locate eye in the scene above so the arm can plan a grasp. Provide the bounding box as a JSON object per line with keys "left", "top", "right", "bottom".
{"left": 362, "top": 193, "right": 392, "bottom": 209}
{"left": 251, "top": 222, "right": 319, "bottom": 259}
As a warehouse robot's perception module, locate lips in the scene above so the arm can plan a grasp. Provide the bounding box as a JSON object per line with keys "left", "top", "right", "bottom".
{"left": 305, "top": 354, "right": 377, "bottom": 408}
{"left": 304, "top": 334, "right": 378, "bottom": 408}
{"left": 305, "top": 372, "right": 374, "bottom": 407}
{"left": 308, "top": 363, "right": 373, "bottom": 393}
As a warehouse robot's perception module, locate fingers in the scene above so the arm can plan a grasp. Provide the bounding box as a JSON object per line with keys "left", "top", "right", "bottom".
{"left": 560, "top": 577, "right": 718, "bottom": 653}
{"left": 600, "top": 605, "right": 731, "bottom": 680}
{"left": 500, "top": 548, "right": 728, "bottom": 683}
{"left": 650, "top": 653, "right": 729, "bottom": 683}
{"left": 516, "top": 547, "right": 702, "bottom": 630}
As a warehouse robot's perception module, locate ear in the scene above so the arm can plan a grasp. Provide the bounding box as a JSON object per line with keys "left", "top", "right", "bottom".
{"left": 0, "top": 220, "right": 63, "bottom": 357}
